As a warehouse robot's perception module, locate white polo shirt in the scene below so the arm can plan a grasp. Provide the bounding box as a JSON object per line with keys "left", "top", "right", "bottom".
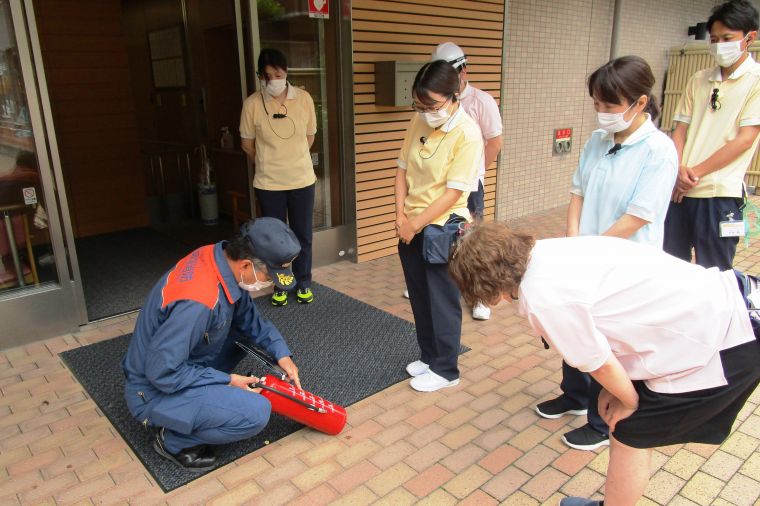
{"left": 459, "top": 83, "right": 502, "bottom": 190}
{"left": 674, "top": 55, "right": 760, "bottom": 198}
{"left": 518, "top": 236, "right": 754, "bottom": 394}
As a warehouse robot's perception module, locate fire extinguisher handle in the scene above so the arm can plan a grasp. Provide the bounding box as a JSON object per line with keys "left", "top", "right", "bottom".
{"left": 251, "top": 382, "right": 327, "bottom": 414}
{"left": 236, "top": 341, "right": 288, "bottom": 382}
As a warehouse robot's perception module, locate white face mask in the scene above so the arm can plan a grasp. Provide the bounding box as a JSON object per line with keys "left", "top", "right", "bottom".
{"left": 597, "top": 100, "right": 639, "bottom": 133}
{"left": 710, "top": 36, "right": 748, "bottom": 68}
{"left": 238, "top": 263, "right": 273, "bottom": 292}
{"left": 421, "top": 101, "right": 452, "bottom": 128}
{"left": 263, "top": 78, "right": 287, "bottom": 97}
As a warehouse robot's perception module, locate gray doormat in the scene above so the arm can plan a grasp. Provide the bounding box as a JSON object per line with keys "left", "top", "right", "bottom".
{"left": 60, "top": 283, "right": 469, "bottom": 492}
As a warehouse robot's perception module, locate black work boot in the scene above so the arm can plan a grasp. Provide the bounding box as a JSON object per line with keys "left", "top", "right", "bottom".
{"left": 153, "top": 427, "right": 216, "bottom": 472}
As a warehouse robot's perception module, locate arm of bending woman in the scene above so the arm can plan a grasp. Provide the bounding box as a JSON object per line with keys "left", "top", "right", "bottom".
{"left": 589, "top": 354, "right": 640, "bottom": 432}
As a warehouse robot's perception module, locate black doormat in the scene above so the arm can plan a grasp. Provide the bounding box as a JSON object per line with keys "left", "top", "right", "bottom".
{"left": 60, "top": 283, "right": 469, "bottom": 492}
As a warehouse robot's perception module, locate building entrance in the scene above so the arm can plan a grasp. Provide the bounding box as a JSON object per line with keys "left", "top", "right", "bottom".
{"left": 19, "top": 0, "right": 354, "bottom": 326}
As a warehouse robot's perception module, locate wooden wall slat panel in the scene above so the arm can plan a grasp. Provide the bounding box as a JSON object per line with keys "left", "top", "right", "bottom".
{"left": 352, "top": 0, "right": 504, "bottom": 262}
{"left": 383, "top": 0, "right": 504, "bottom": 12}
{"left": 352, "top": 10, "right": 502, "bottom": 31}
{"left": 355, "top": 32, "right": 503, "bottom": 48}
{"left": 357, "top": 0, "right": 502, "bottom": 21}
{"left": 353, "top": 42, "right": 503, "bottom": 55}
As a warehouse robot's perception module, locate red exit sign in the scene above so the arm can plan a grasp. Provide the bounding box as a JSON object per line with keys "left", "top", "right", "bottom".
{"left": 554, "top": 128, "right": 572, "bottom": 140}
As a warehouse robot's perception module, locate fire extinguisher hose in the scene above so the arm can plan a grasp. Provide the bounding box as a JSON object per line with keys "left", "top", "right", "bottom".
{"left": 235, "top": 341, "right": 288, "bottom": 381}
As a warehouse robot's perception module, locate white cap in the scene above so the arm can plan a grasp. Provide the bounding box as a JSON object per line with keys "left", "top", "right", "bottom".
{"left": 431, "top": 42, "right": 467, "bottom": 69}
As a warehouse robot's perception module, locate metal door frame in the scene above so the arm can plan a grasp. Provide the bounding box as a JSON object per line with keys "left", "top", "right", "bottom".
{"left": 235, "top": 0, "right": 356, "bottom": 266}
{"left": 0, "top": 0, "right": 83, "bottom": 347}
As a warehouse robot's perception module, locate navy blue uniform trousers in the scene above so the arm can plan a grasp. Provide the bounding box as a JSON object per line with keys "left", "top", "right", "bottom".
{"left": 663, "top": 196, "right": 743, "bottom": 271}
{"left": 149, "top": 332, "right": 271, "bottom": 454}
{"left": 398, "top": 233, "right": 462, "bottom": 381}
{"left": 255, "top": 183, "right": 315, "bottom": 289}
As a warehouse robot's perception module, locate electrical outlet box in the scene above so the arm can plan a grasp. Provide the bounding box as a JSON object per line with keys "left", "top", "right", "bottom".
{"left": 374, "top": 61, "right": 426, "bottom": 107}
{"left": 553, "top": 128, "right": 573, "bottom": 155}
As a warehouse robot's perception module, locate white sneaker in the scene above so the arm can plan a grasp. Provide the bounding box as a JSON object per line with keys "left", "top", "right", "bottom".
{"left": 472, "top": 302, "right": 491, "bottom": 320}
{"left": 403, "top": 289, "right": 410, "bottom": 299}
{"left": 410, "top": 370, "right": 459, "bottom": 392}
{"left": 405, "top": 360, "right": 429, "bottom": 377}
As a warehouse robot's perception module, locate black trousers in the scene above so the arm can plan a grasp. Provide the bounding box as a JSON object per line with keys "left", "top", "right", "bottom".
{"left": 663, "top": 196, "right": 743, "bottom": 271}
{"left": 398, "top": 233, "right": 462, "bottom": 381}
{"left": 255, "top": 183, "right": 315, "bottom": 289}
{"left": 560, "top": 362, "right": 607, "bottom": 435}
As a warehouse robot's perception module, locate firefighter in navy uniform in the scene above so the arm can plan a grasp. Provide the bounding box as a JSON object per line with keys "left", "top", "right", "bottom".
{"left": 122, "top": 218, "right": 302, "bottom": 471}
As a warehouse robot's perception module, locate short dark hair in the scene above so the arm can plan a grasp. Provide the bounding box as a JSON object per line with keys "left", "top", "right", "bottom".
{"left": 225, "top": 231, "right": 256, "bottom": 262}
{"left": 412, "top": 60, "right": 460, "bottom": 107}
{"left": 588, "top": 55, "right": 660, "bottom": 122}
{"left": 257, "top": 48, "right": 288, "bottom": 77}
{"left": 707, "top": 0, "right": 759, "bottom": 34}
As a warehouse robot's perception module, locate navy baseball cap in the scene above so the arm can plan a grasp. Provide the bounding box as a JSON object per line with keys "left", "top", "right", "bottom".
{"left": 242, "top": 218, "right": 300, "bottom": 291}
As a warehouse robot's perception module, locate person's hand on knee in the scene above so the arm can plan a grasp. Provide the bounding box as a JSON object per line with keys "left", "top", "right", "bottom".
{"left": 599, "top": 388, "right": 638, "bottom": 432}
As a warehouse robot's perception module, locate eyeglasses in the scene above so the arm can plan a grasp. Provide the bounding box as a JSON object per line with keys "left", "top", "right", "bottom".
{"left": 710, "top": 88, "right": 721, "bottom": 111}
{"left": 411, "top": 98, "right": 451, "bottom": 113}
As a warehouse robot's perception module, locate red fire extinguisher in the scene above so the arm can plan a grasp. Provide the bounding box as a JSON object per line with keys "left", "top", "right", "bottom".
{"left": 256, "top": 375, "right": 347, "bottom": 435}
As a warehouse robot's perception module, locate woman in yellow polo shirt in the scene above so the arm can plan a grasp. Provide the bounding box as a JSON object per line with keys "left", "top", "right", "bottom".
{"left": 396, "top": 60, "right": 483, "bottom": 392}
{"left": 240, "top": 48, "right": 317, "bottom": 306}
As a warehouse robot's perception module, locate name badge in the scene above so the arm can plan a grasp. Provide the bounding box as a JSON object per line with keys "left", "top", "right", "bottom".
{"left": 719, "top": 220, "right": 746, "bottom": 238}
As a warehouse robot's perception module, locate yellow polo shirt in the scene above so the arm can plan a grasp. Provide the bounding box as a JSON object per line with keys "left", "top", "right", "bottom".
{"left": 397, "top": 107, "right": 483, "bottom": 226}
{"left": 239, "top": 84, "right": 317, "bottom": 191}
{"left": 674, "top": 55, "right": 760, "bottom": 198}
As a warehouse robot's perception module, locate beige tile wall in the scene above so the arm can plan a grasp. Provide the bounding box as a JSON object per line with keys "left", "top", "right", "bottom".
{"left": 617, "top": 0, "right": 721, "bottom": 111}
{"left": 496, "top": 0, "right": 752, "bottom": 221}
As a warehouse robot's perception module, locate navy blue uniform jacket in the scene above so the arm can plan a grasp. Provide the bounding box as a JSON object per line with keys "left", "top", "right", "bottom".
{"left": 121, "top": 242, "right": 291, "bottom": 430}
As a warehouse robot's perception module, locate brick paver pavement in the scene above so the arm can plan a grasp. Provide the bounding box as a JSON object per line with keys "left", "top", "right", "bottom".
{"left": 2, "top": 203, "right": 760, "bottom": 505}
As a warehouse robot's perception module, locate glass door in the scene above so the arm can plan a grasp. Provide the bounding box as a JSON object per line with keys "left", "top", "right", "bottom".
{"left": 243, "top": 0, "right": 356, "bottom": 264}
{"left": 0, "top": 0, "right": 80, "bottom": 347}
{"left": 254, "top": 0, "right": 338, "bottom": 229}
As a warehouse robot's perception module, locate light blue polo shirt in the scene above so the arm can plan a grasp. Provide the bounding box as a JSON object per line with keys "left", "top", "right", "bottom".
{"left": 571, "top": 116, "right": 678, "bottom": 247}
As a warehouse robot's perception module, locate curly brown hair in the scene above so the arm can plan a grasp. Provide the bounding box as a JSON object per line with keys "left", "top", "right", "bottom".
{"left": 448, "top": 222, "right": 535, "bottom": 307}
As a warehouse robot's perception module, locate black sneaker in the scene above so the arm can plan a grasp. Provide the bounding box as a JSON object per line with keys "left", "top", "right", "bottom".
{"left": 560, "top": 498, "right": 603, "bottom": 506}
{"left": 562, "top": 423, "right": 610, "bottom": 451}
{"left": 535, "top": 395, "right": 588, "bottom": 419}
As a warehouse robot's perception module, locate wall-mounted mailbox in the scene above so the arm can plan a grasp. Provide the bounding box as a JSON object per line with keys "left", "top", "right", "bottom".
{"left": 374, "top": 61, "right": 426, "bottom": 107}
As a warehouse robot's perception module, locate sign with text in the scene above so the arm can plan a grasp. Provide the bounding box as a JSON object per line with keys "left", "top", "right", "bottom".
{"left": 308, "top": 0, "right": 329, "bottom": 18}
{"left": 22, "top": 187, "right": 37, "bottom": 205}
